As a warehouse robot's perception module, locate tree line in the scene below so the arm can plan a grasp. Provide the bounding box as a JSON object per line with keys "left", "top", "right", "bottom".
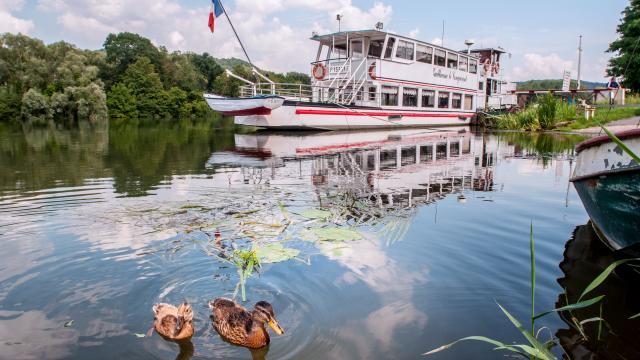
{"left": 0, "top": 32, "right": 309, "bottom": 126}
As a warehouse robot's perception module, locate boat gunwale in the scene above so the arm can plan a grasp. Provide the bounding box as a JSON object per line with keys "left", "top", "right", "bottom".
{"left": 569, "top": 164, "right": 640, "bottom": 183}
{"left": 575, "top": 128, "right": 640, "bottom": 153}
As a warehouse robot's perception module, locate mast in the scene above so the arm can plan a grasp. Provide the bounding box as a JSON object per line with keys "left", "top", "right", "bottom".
{"left": 577, "top": 35, "right": 583, "bottom": 90}
{"left": 218, "top": 0, "right": 254, "bottom": 68}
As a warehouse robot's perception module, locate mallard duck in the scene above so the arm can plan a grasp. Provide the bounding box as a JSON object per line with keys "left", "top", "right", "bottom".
{"left": 152, "top": 301, "right": 194, "bottom": 341}
{"left": 209, "top": 298, "right": 284, "bottom": 348}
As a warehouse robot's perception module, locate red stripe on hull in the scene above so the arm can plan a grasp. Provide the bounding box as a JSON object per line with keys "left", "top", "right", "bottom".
{"left": 295, "top": 109, "right": 474, "bottom": 118}
{"left": 221, "top": 107, "right": 272, "bottom": 116}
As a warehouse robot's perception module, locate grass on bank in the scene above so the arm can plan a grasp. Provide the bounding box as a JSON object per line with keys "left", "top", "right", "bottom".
{"left": 494, "top": 93, "right": 640, "bottom": 131}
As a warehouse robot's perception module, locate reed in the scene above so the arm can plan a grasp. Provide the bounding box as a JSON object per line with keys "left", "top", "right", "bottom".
{"left": 424, "top": 225, "right": 639, "bottom": 359}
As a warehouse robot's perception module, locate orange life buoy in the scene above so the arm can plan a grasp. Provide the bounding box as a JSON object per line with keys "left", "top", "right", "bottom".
{"left": 368, "top": 62, "right": 377, "bottom": 80}
{"left": 312, "top": 63, "right": 327, "bottom": 80}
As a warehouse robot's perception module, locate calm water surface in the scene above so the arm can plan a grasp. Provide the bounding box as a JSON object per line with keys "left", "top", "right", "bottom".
{"left": 0, "top": 122, "right": 635, "bottom": 359}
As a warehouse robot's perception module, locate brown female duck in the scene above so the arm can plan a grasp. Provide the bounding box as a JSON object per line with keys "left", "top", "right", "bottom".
{"left": 209, "top": 298, "right": 284, "bottom": 348}
{"left": 152, "top": 301, "right": 194, "bottom": 341}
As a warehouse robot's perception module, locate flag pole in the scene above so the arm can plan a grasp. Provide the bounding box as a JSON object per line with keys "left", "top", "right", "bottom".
{"left": 217, "top": 0, "right": 254, "bottom": 68}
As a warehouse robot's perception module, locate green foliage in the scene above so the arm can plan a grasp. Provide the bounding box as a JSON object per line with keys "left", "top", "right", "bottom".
{"left": 537, "top": 94, "right": 558, "bottom": 130}
{"left": 103, "top": 32, "right": 161, "bottom": 83}
{"left": 495, "top": 95, "right": 578, "bottom": 131}
{"left": 608, "top": 0, "right": 640, "bottom": 91}
{"left": 562, "top": 106, "right": 640, "bottom": 130}
{"left": 1, "top": 32, "right": 309, "bottom": 124}
{"left": 516, "top": 79, "right": 604, "bottom": 91}
{"left": 107, "top": 83, "right": 138, "bottom": 121}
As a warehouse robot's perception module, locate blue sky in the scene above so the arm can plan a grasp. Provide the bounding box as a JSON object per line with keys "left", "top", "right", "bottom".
{"left": 0, "top": 0, "right": 629, "bottom": 81}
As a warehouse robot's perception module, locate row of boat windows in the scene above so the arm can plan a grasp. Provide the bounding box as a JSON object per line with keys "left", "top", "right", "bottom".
{"left": 379, "top": 86, "right": 474, "bottom": 110}
{"left": 370, "top": 38, "right": 478, "bottom": 73}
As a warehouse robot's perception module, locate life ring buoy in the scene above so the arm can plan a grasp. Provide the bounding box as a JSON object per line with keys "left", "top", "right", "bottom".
{"left": 482, "top": 59, "right": 491, "bottom": 73}
{"left": 368, "top": 63, "right": 377, "bottom": 80}
{"left": 312, "top": 63, "right": 327, "bottom": 80}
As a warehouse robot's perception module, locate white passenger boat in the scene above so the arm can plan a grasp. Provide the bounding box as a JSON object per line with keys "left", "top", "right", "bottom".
{"left": 205, "top": 29, "right": 516, "bottom": 130}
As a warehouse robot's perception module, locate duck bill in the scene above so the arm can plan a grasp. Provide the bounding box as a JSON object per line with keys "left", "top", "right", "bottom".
{"left": 268, "top": 319, "right": 284, "bottom": 335}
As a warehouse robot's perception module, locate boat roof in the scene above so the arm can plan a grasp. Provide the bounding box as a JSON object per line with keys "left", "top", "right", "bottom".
{"left": 311, "top": 29, "right": 480, "bottom": 57}
{"left": 470, "top": 47, "right": 507, "bottom": 54}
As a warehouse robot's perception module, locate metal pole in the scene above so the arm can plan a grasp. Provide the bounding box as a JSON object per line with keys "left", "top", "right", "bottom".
{"left": 441, "top": 20, "right": 445, "bottom": 47}
{"left": 218, "top": 0, "right": 254, "bottom": 68}
{"left": 577, "top": 35, "right": 583, "bottom": 90}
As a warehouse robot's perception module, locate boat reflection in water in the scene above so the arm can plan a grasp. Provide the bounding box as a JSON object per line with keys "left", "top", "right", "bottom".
{"left": 208, "top": 128, "right": 496, "bottom": 211}
{"left": 556, "top": 222, "right": 640, "bottom": 359}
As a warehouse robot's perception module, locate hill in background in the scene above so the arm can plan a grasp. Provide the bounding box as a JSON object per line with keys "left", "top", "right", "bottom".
{"left": 516, "top": 79, "right": 606, "bottom": 91}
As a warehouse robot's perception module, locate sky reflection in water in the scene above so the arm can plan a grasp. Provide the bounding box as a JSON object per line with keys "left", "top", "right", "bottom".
{"left": 0, "top": 123, "right": 609, "bottom": 359}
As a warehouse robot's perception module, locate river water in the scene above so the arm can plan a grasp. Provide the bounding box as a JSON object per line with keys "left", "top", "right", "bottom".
{"left": 0, "top": 121, "right": 637, "bottom": 359}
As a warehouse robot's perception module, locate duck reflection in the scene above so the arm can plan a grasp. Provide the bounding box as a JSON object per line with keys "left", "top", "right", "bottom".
{"left": 556, "top": 222, "right": 640, "bottom": 359}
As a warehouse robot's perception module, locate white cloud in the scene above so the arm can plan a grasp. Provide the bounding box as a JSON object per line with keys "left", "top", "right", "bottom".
{"left": 34, "top": 0, "right": 393, "bottom": 73}
{"left": 511, "top": 53, "right": 574, "bottom": 80}
{"left": 0, "top": 0, "right": 33, "bottom": 34}
{"left": 408, "top": 28, "right": 420, "bottom": 39}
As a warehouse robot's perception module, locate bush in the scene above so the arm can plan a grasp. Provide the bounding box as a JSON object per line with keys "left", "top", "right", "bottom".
{"left": 21, "top": 88, "right": 51, "bottom": 125}
{"left": 537, "top": 94, "right": 557, "bottom": 129}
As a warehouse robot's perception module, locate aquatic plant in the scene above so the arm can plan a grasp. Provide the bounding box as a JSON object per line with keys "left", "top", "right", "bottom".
{"left": 424, "top": 224, "right": 639, "bottom": 359}
{"left": 231, "top": 249, "right": 261, "bottom": 302}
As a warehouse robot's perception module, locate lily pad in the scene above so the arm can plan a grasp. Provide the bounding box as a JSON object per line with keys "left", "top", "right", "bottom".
{"left": 308, "top": 227, "right": 363, "bottom": 242}
{"left": 318, "top": 242, "right": 353, "bottom": 258}
{"left": 254, "top": 243, "right": 300, "bottom": 263}
{"left": 300, "top": 209, "right": 332, "bottom": 221}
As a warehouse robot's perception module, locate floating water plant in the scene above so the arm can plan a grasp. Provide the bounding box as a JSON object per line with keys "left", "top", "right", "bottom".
{"left": 254, "top": 242, "right": 300, "bottom": 263}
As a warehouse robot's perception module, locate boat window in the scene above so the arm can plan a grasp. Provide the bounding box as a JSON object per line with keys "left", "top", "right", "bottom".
{"left": 464, "top": 94, "right": 473, "bottom": 110}
{"left": 469, "top": 59, "right": 478, "bottom": 74}
{"left": 401, "top": 146, "right": 416, "bottom": 166}
{"left": 384, "top": 37, "right": 396, "bottom": 59}
{"left": 420, "top": 144, "right": 433, "bottom": 162}
{"left": 351, "top": 40, "right": 363, "bottom": 58}
{"left": 452, "top": 93, "right": 462, "bottom": 109}
{"left": 459, "top": 56, "right": 468, "bottom": 72}
{"left": 421, "top": 89, "right": 435, "bottom": 107}
{"left": 369, "top": 40, "right": 384, "bottom": 58}
{"left": 447, "top": 52, "right": 458, "bottom": 69}
{"left": 479, "top": 81, "right": 484, "bottom": 90}
{"left": 416, "top": 45, "right": 433, "bottom": 64}
{"left": 332, "top": 43, "right": 347, "bottom": 59}
{"left": 381, "top": 85, "right": 399, "bottom": 106}
{"left": 396, "top": 40, "right": 415, "bottom": 61}
{"left": 380, "top": 148, "right": 397, "bottom": 169}
{"left": 450, "top": 141, "right": 460, "bottom": 157}
{"left": 434, "top": 49, "right": 446, "bottom": 67}
{"left": 368, "top": 86, "right": 377, "bottom": 101}
{"left": 436, "top": 142, "right": 447, "bottom": 159}
{"left": 402, "top": 87, "right": 418, "bottom": 107}
{"left": 438, "top": 91, "right": 450, "bottom": 108}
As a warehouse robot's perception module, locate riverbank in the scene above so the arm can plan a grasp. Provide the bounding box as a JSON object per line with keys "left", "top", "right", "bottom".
{"left": 569, "top": 116, "right": 640, "bottom": 134}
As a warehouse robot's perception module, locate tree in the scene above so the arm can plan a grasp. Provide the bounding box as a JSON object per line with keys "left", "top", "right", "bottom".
{"left": 21, "top": 88, "right": 51, "bottom": 125}
{"left": 189, "top": 52, "right": 224, "bottom": 91}
{"left": 608, "top": 0, "right": 640, "bottom": 91}
{"left": 120, "top": 57, "right": 165, "bottom": 118}
{"left": 107, "top": 83, "right": 138, "bottom": 121}
{"left": 104, "top": 32, "right": 161, "bottom": 84}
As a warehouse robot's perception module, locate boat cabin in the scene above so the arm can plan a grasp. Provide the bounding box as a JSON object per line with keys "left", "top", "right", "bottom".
{"left": 310, "top": 30, "right": 482, "bottom": 112}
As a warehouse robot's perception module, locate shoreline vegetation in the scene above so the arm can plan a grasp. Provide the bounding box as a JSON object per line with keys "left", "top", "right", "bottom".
{"left": 0, "top": 32, "right": 310, "bottom": 126}
{"left": 491, "top": 93, "right": 640, "bottom": 132}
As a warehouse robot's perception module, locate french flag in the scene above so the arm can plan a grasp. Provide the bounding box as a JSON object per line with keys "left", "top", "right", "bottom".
{"left": 208, "top": 0, "right": 223, "bottom": 33}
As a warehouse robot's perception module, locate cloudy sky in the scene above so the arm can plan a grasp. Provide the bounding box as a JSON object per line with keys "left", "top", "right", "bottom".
{"left": 0, "top": 0, "right": 629, "bottom": 82}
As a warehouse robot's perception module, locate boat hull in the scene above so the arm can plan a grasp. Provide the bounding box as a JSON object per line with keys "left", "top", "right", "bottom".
{"left": 571, "top": 129, "right": 640, "bottom": 250}
{"left": 204, "top": 94, "right": 284, "bottom": 116}
{"left": 234, "top": 102, "right": 474, "bottom": 130}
